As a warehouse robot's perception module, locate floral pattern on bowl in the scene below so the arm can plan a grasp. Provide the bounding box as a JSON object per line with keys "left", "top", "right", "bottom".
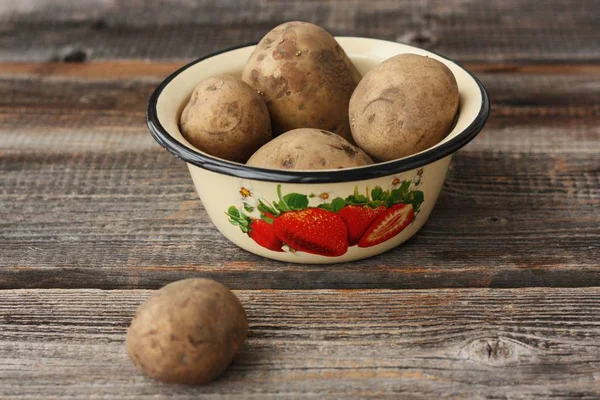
{"left": 226, "top": 169, "right": 425, "bottom": 257}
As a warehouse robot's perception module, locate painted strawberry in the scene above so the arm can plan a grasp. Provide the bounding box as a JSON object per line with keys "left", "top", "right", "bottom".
{"left": 248, "top": 218, "right": 284, "bottom": 252}
{"left": 338, "top": 205, "right": 386, "bottom": 246}
{"left": 227, "top": 182, "right": 426, "bottom": 256}
{"left": 273, "top": 208, "right": 348, "bottom": 256}
{"left": 358, "top": 203, "right": 415, "bottom": 248}
{"left": 226, "top": 207, "right": 283, "bottom": 252}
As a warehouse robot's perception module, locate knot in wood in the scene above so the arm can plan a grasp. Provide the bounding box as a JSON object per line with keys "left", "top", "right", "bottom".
{"left": 396, "top": 31, "right": 438, "bottom": 47}
{"left": 55, "top": 47, "right": 90, "bottom": 63}
{"left": 458, "top": 336, "right": 537, "bottom": 366}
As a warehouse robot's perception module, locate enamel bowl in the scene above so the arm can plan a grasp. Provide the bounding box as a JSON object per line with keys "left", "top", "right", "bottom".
{"left": 147, "top": 37, "right": 490, "bottom": 264}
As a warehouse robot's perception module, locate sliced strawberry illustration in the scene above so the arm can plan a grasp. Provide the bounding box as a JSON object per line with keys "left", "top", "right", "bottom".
{"left": 273, "top": 208, "right": 348, "bottom": 256}
{"left": 358, "top": 203, "right": 414, "bottom": 248}
{"left": 338, "top": 205, "right": 386, "bottom": 246}
{"left": 249, "top": 219, "right": 284, "bottom": 252}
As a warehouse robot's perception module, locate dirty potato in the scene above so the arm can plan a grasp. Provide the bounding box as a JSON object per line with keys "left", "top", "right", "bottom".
{"left": 242, "top": 21, "right": 361, "bottom": 141}
{"left": 126, "top": 278, "right": 248, "bottom": 385}
{"left": 247, "top": 128, "right": 373, "bottom": 170}
{"left": 179, "top": 75, "right": 271, "bottom": 163}
{"left": 349, "top": 54, "right": 460, "bottom": 161}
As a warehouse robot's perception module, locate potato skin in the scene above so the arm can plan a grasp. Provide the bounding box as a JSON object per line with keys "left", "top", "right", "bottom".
{"left": 242, "top": 21, "right": 361, "bottom": 141}
{"left": 349, "top": 54, "right": 460, "bottom": 161}
{"left": 247, "top": 128, "right": 373, "bottom": 170}
{"left": 180, "top": 75, "right": 271, "bottom": 163}
{"left": 126, "top": 278, "right": 248, "bottom": 385}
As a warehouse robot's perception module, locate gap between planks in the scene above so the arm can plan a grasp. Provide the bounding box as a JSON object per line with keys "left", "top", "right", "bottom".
{"left": 0, "top": 61, "right": 599, "bottom": 81}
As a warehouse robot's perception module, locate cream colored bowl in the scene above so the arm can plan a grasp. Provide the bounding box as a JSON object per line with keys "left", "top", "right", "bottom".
{"left": 147, "top": 37, "right": 490, "bottom": 264}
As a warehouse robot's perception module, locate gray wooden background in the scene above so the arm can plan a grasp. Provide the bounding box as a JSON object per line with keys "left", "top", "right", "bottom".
{"left": 1, "top": 0, "right": 599, "bottom": 398}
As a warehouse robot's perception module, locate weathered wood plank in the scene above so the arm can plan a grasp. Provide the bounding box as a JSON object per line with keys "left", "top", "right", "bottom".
{"left": 0, "top": 0, "right": 599, "bottom": 63}
{"left": 0, "top": 288, "right": 599, "bottom": 399}
{"left": 1, "top": 149, "right": 598, "bottom": 289}
{"left": 1, "top": 68, "right": 599, "bottom": 154}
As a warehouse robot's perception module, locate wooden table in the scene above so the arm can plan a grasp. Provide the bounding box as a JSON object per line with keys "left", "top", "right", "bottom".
{"left": 1, "top": 1, "right": 599, "bottom": 398}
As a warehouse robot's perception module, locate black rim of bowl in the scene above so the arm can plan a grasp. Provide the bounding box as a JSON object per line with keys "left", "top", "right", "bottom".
{"left": 147, "top": 38, "right": 490, "bottom": 184}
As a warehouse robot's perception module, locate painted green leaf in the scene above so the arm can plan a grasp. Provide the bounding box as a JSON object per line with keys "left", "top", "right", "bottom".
{"left": 257, "top": 203, "right": 271, "bottom": 214}
{"left": 283, "top": 193, "right": 309, "bottom": 210}
{"left": 371, "top": 186, "right": 384, "bottom": 201}
{"left": 412, "top": 191, "right": 425, "bottom": 211}
{"left": 261, "top": 215, "right": 274, "bottom": 224}
{"left": 386, "top": 189, "right": 403, "bottom": 206}
{"left": 257, "top": 199, "right": 278, "bottom": 216}
{"left": 227, "top": 206, "right": 240, "bottom": 218}
{"left": 226, "top": 206, "right": 252, "bottom": 234}
{"left": 413, "top": 191, "right": 424, "bottom": 203}
{"left": 273, "top": 200, "right": 286, "bottom": 213}
{"left": 238, "top": 218, "right": 249, "bottom": 227}
{"left": 330, "top": 197, "right": 346, "bottom": 213}
{"left": 346, "top": 193, "right": 368, "bottom": 205}
{"left": 275, "top": 185, "right": 291, "bottom": 212}
{"left": 243, "top": 203, "right": 255, "bottom": 213}
{"left": 399, "top": 181, "right": 410, "bottom": 193}
{"left": 368, "top": 200, "right": 385, "bottom": 208}
{"left": 318, "top": 204, "right": 332, "bottom": 211}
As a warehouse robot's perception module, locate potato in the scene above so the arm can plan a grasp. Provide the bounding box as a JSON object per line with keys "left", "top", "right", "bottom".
{"left": 126, "top": 278, "right": 248, "bottom": 385}
{"left": 247, "top": 128, "right": 373, "bottom": 170}
{"left": 242, "top": 21, "right": 361, "bottom": 141}
{"left": 349, "top": 53, "right": 459, "bottom": 161}
{"left": 179, "top": 75, "right": 271, "bottom": 163}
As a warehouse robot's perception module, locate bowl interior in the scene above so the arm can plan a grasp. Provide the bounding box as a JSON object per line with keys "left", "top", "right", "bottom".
{"left": 153, "top": 37, "right": 485, "bottom": 172}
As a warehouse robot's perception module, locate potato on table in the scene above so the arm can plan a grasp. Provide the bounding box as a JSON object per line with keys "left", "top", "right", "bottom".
{"left": 180, "top": 75, "right": 271, "bottom": 163}
{"left": 349, "top": 54, "right": 460, "bottom": 161}
{"left": 126, "top": 278, "right": 248, "bottom": 385}
{"left": 242, "top": 21, "right": 361, "bottom": 141}
{"left": 247, "top": 128, "right": 373, "bottom": 170}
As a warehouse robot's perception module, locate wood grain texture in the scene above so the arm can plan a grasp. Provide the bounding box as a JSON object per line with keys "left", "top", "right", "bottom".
{"left": 1, "top": 288, "right": 599, "bottom": 399}
{"left": 1, "top": 2, "right": 599, "bottom": 398}
{"left": 0, "top": 66, "right": 598, "bottom": 289}
{"left": 1, "top": 149, "right": 599, "bottom": 290}
{"left": 0, "top": 0, "right": 599, "bottom": 63}
{"left": 3, "top": 61, "right": 600, "bottom": 81}
{"left": 1, "top": 67, "right": 598, "bottom": 153}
